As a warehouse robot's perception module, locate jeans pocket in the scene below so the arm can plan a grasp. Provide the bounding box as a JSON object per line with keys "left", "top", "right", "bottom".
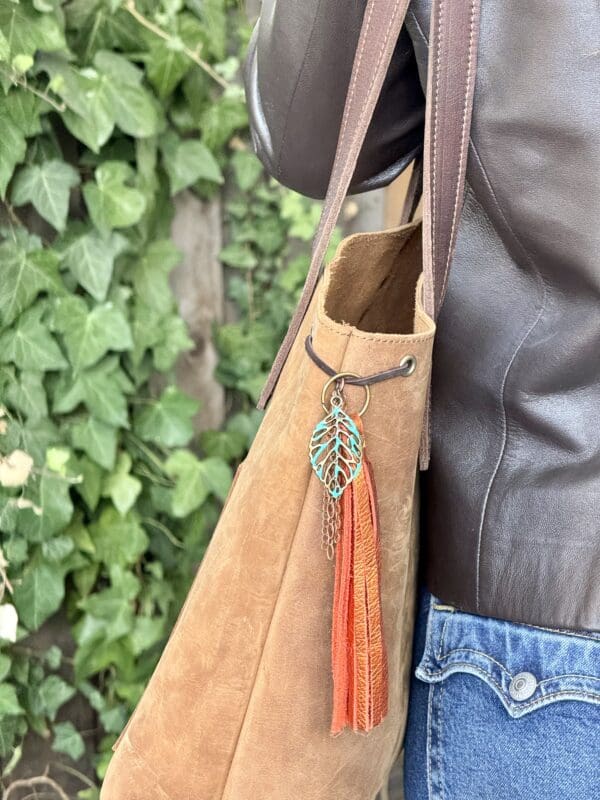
{"left": 403, "top": 594, "right": 600, "bottom": 800}
{"left": 415, "top": 595, "right": 600, "bottom": 718}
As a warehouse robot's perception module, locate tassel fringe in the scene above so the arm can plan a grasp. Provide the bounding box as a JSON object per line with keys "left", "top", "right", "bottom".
{"left": 331, "top": 415, "right": 388, "bottom": 734}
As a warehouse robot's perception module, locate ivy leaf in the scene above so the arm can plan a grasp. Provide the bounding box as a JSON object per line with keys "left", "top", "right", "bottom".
{"left": 133, "top": 386, "right": 198, "bottom": 448}
{"left": 164, "top": 451, "right": 232, "bottom": 517}
{"left": 131, "top": 239, "right": 181, "bottom": 314}
{"left": 89, "top": 507, "right": 148, "bottom": 567}
{"left": 0, "top": 241, "right": 62, "bottom": 327}
{"left": 40, "top": 55, "right": 115, "bottom": 152}
{"left": 83, "top": 161, "right": 146, "bottom": 232}
{"left": 0, "top": 110, "right": 26, "bottom": 198}
{"left": 42, "top": 535, "right": 75, "bottom": 563}
{"left": 0, "top": 2, "right": 65, "bottom": 62}
{"left": 53, "top": 358, "right": 129, "bottom": 427}
{"left": 4, "top": 370, "right": 47, "bottom": 422}
{"left": 12, "top": 161, "right": 80, "bottom": 232}
{"left": 53, "top": 296, "right": 132, "bottom": 371}
{"left": 93, "top": 51, "right": 162, "bottom": 138}
{"left": 0, "top": 684, "right": 23, "bottom": 717}
{"left": 219, "top": 242, "right": 258, "bottom": 270}
{"left": 152, "top": 314, "right": 193, "bottom": 371}
{"left": 200, "top": 427, "right": 246, "bottom": 461}
{"left": 4, "top": 90, "right": 42, "bottom": 138}
{"left": 231, "top": 150, "right": 263, "bottom": 192}
{"left": 45, "top": 645, "right": 62, "bottom": 670}
{"left": 200, "top": 90, "right": 248, "bottom": 153}
{"left": 62, "top": 230, "right": 128, "bottom": 302}
{"left": 18, "top": 471, "right": 74, "bottom": 541}
{"left": 33, "top": 0, "right": 61, "bottom": 12}
{"left": 38, "top": 675, "right": 76, "bottom": 720}
{"left": 0, "top": 304, "right": 67, "bottom": 371}
{"left": 0, "top": 717, "right": 19, "bottom": 759}
{"left": 189, "top": 0, "right": 226, "bottom": 60}
{"left": 52, "top": 720, "right": 85, "bottom": 761}
{"left": 73, "top": 455, "right": 104, "bottom": 512}
{"left": 0, "top": 28, "right": 9, "bottom": 62}
{"left": 102, "top": 452, "right": 141, "bottom": 516}
{"left": 160, "top": 131, "right": 223, "bottom": 195}
{"left": 145, "top": 39, "right": 190, "bottom": 99}
{"left": 70, "top": 417, "right": 117, "bottom": 470}
{"left": 13, "top": 562, "right": 65, "bottom": 630}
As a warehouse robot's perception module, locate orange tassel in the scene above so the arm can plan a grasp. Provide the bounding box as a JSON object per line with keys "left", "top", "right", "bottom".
{"left": 331, "top": 415, "right": 388, "bottom": 734}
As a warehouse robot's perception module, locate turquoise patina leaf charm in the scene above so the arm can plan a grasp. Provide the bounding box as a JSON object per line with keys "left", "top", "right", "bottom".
{"left": 309, "top": 392, "right": 363, "bottom": 499}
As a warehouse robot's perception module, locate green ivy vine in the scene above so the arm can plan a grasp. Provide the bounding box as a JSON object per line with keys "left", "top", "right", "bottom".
{"left": 0, "top": 1, "right": 335, "bottom": 795}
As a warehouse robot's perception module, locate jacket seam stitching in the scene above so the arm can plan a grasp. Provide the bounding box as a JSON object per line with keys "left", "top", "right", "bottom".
{"left": 470, "top": 142, "right": 548, "bottom": 613}
{"left": 275, "top": 0, "right": 327, "bottom": 180}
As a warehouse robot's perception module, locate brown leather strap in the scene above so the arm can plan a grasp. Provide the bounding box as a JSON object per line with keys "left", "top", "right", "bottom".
{"left": 419, "top": 0, "right": 480, "bottom": 467}
{"left": 258, "top": 0, "right": 412, "bottom": 409}
{"left": 422, "top": 0, "right": 480, "bottom": 320}
{"left": 258, "top": 0, "right": 480, "bottom": 410}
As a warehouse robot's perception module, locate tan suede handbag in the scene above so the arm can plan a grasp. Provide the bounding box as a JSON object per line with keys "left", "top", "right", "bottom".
{"left": 101, "top": 1, "right": 480, "bottom": 798}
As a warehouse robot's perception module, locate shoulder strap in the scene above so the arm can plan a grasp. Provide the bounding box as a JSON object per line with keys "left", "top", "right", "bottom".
{"left": 422, "top": 0, "right": 480, "bottom": 319}
{"left": 258, "top": 0, "right": 480, "bottom": 409}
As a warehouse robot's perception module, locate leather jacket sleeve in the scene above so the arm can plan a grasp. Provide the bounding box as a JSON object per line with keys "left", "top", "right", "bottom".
{"left": 243, "top": 1, "right": 425, "bottom": 200}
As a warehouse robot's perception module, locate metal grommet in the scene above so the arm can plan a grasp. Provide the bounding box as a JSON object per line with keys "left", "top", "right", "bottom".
{"left": 400, "top": 355, "right": 417, "bottom": 376}
{"left": 509, "top": 671, "right": 537, "bottom": 701}
{"left": 320, "top": 372, "right": 370, "bottom": 417}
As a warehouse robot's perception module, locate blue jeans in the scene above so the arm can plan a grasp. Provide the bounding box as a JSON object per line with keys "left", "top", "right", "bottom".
{"left": 403, "top": 590, "right": 600, "bottom": 799}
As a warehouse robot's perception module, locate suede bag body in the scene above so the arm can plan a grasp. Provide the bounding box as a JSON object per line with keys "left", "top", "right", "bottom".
{"left": 101, "top": 0, "right": 480, "bottom": 794}
{"left": 101, "top": 223, "right": 434, "bottom": 800}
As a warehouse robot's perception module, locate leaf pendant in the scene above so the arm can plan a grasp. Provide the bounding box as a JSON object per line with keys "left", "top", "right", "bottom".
{"left": 309, "top": 392, "right": 363, "bottom": 499}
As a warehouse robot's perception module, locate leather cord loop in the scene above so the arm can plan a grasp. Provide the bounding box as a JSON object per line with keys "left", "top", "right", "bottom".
{"left": 305, "top": 335, "right": 417, "bottom": 386}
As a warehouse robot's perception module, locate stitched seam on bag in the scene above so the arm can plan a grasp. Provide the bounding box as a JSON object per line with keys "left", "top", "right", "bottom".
{"left": 316, "top": 315, "right": 435, "bottom": 344}
{"left": 420, "top": 662, "right": 600, "bottom": 710}
{"left": 439, "top": 0, "right": 477, "bottom": 305}
{"left": 219, "top": 332, "right": 353, "bottom": 798}
{"left": 430, "top": 0, "right": 443, "bottom": 305}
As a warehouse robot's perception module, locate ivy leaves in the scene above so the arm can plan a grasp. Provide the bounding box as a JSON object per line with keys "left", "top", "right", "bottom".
{"left": 39, "top": 50, "right": 162, "bottom": 153}
{"left": 62, "top": 230, "right": 128, "bottom": 302}
{"left": 0, "top": 241, "right": 61, "bottom": 328}
{"left": 83, "top": 161, "right": 147, "bottom": 231}
{"left": 160, "top": 131, "right": 223, "bottom": 195}
{"left": 12, "top": 161, "right": 80, "bottom": 232}
{"left": 53, "top": 296, "right": 132, "bottom": 373}
{"left": 0, "top": 0, "right": 261, "bottom": 781}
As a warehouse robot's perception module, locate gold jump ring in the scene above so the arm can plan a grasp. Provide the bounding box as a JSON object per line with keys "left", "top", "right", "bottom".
{"left": 320, "top": 372, "right": 370, "bottom": 417}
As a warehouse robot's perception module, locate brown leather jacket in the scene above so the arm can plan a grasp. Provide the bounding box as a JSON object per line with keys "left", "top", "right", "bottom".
{"left": 244, "top": 0, "right": 600, "bottom": 631}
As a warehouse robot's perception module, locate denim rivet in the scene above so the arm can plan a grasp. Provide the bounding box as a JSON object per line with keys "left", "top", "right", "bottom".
{"left": 509, "top": 671, "right": 537, "bottom": 701}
